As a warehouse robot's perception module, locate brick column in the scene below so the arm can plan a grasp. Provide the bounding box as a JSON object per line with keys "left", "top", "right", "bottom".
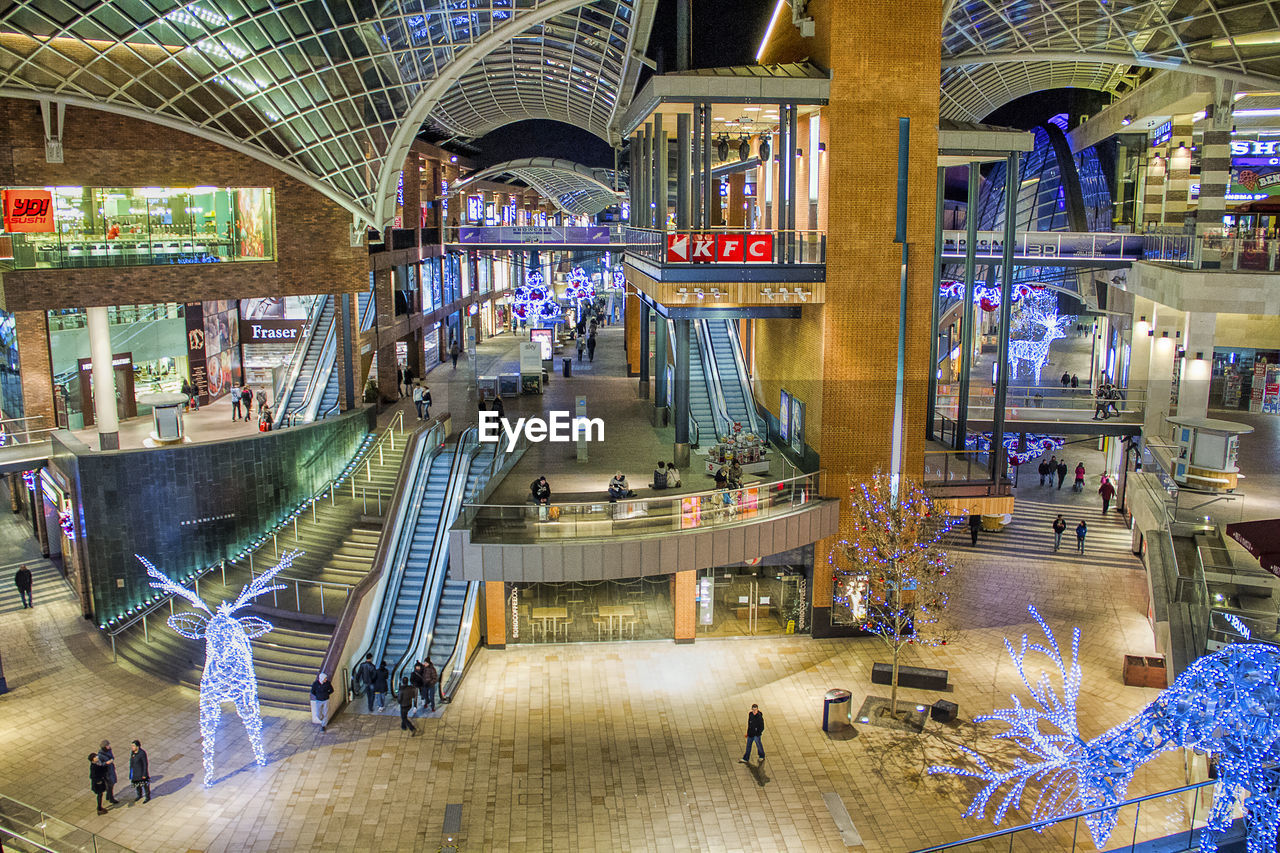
{"left": 1197, "top": 126, "right": 1232, "bottom": 269}
{"left": 1163, "top": 117, "right": 1194, "bottom": 225}
{"left": 13, "top": 310, "right": 54, "bottom": 427}
{"left": 673, "top": 569, "right": 695, "bottom": 643}
{"left": 1143, "top": 156, "right": 1166, "bottom": 230}
{"left": 484, "top": 581, "right": 507, "bottom": 648}
{"left": 402, "top": 153, "right": 421, "bottom": 235}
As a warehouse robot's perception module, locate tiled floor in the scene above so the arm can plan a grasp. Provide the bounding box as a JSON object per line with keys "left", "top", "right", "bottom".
{"left": 0, "top": 476, "right": 1188, "bottom": 852}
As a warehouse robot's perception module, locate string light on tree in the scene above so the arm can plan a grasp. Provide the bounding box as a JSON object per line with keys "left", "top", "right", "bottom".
{"left": 141, "top": 550, "right": 300, "bottom": 786}
{"left": 930, "top": 608, "right": 1280, "bottom": 853}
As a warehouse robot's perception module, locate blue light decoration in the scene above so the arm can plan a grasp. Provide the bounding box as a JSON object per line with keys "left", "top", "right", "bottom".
{"left": 611, "top": 266, "right": 625, "bottom": 291}
{"left": 512, "top": 269, "right": 562, "bottom": 323}
{"left": 563, "top": 267, "right": 595, "bottom": 304}
{"left": 58, "top": 510, "right": 75, "bottom": 539}
{"left": 940, "top": 280, "right": 1038, "bottom": 312}
{"left": 964, "top": 432, "right": 1065, "bottom": 466}
{"left": 930, "top": 606, "right": 1280, "bottom": 853}
{"left": 141, "top": 550, "right": 299, "bottom": 786}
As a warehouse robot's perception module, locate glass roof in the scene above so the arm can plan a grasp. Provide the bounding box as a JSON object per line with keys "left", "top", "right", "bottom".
{"left": 456, "top": 157, "right": 620, "bottom": 214}
{"left": 0, "top": 1, "right": 655, "bottom": 226}
{"left": 942, "top": 0, "right": 1280, "bottom": 120}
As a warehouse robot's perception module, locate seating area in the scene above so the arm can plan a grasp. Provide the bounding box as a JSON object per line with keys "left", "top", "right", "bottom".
{"left": 512, "top": 579, "right": 672, "bottom": 643}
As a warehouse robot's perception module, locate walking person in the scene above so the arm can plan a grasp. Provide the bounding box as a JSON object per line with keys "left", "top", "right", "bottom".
{"left": 739, "top": 703, "right": 765, "bottom": 764}
{"left": 1060, "top": 371, "right": 1070, "bottom": 388}
{"left": 398, "top": 677, "right": 418, "bottom": 735}
{"left": 968, "top": 513, "right": 981, "bottom": 546}
{"left": 577, "top": 334, "right": 586, "bottom": 362}
{"left": 89, "top": 754, "right": 110, "bottom": 814}
{"left": 14, "top": 563, "right": 32, "bottom": 608}
{"left": 1074, "top": 462, "right": 1086, "bottom": 492}
{"left": 450, "top": 340, "right": 460, "bottom": 369}
{"left": 1037, "top": 459, "right": 1050, "bottom": 486}
{"left": 256, "top": 388, "right": 268, "bottom": 417}
{"left": 396, "top": 364, "right": 407, "bottom": 397}
{"left": 403, "top": 365, "right": 416, "bottom": 397}
{"left": 1070, "top": 373, "right": 1079, "bottom": 390}
{"left": 355, "top": 653, "right": 377, "bottom": 713}
{"left": 422, "top": 659, "right": 439, "bottom": 713}
{"left": 1099, "top": 476, "right": 1116, "bottom": 514}
{"left": 309, "top": 672, "right": 334, "bottom": 731}
{"left": 587, "top": 330, "right": 597, "bottom": 362}
{"left": 241, "top": 384, "right": 253, "bottom": 421}
{"left": 1076, "top": 520, "right": 1088, "bottom": 554}
{"left": 1056, "top": 460, "right": 1068, "bottom": 490}
{"left": 412, "top": 383, "right": 426, "bottom": 420}
{"left": 1052, "top": 514, "right": 1066, "bottom": 552}
{"left": 231, "top": 385, "right": 242, "bottom": 420}
{"left": 373, "top": 660, "right": 390, "bottom": 712}
{"left": 97, "top": 741, "right": 119, "bottom": 805}
{"left": 410, "top": 662, "right": 426, "bottom": 715}
{"left": 128, "top": 740, "right": 150, "bottom": 803}
{"left": 491, "top": 395, "right": 504, "bottom": 421}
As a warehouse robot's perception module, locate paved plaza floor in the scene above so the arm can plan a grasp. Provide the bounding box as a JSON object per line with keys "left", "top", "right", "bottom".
{"left": 0, "top": 473, "right": 1186, "bottom": 852}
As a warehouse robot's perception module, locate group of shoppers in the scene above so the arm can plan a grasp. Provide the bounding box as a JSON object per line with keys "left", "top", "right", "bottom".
{"left": 651, "top": 461, "right": 681, "bottom": 490}
{"left": 1093, "top": 382, "right": 1122, "bottom": 419}
{"left": 396, "top": 659, "right": 440, "bottom": 736}
{"left": 89, "top": 739, "right": 149, "bottom": 814}
{"left": 1037, "top": 456, "right": 1087, "bottom": 491}
{"left": 1050, "top": 514, "right": 1091, "bottom": 553}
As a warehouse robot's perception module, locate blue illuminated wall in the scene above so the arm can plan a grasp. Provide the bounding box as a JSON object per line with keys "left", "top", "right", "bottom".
{"left": 50, "top": 407, "right": 375, "bottom": 622}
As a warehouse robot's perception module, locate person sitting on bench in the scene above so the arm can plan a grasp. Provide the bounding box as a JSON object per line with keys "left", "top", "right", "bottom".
{"left": 652, "top": 461, "right": 668, "bottom": 490}
{"left": 607, "top": 472, "right": 635, "bottom": 502}
{"left": 664, "top": 462, "right": 681, "bottom": 488}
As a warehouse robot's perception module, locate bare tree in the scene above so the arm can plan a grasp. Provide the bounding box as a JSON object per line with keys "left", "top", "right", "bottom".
{"left": 831, "top": 469, "right": 958, "bottom": 720}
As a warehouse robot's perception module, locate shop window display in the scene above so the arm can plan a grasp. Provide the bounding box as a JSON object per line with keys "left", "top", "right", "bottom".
{"left": 505, "top": 579, "right": 673, "bottom": 644}
{"left": 7, "top": 186, "right": 274, "bottom": 270}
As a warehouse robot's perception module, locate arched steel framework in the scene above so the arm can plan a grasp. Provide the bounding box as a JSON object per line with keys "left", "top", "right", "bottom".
{"left": 453, "top": 157, "right": 620, "bottom": 214}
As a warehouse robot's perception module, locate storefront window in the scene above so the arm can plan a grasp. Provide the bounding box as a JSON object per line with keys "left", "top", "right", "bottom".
{"left": 696, "top": 566, "right": 810, "bottom": 637}
{"left": 7, "top": 186, "right": 275, "bottom": 270}
{"left": 505, "top": 579, "right": 673, "bottom": 643}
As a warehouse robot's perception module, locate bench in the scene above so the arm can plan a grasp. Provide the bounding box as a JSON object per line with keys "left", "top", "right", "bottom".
{"left": 871, "top": 663, "right": 949, "bottom": 691}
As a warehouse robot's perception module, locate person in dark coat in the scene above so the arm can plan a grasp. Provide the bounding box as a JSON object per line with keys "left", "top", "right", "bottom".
{"left": 90, "top": 754, "right": 109, "bottom": 814}
{"left": 491, "top": 396, "right": 505, "bottom": 421}
{"left": 586, "top": 330, "right": 597, "bottom": 362}
{"left": 128, "top": 740, "right": 150, "bottom": 803}
{"left": 409, "top": 662, "right": 426, "bottom": 715}
{"left": 1055, "top": 460, "right": 1068, "bottom": 489}
{"left": 97, "top": 740, "right": 119, "bottom": 805}
{"left": 422, "top": 660, "right": 439, "bottom": 713}
{"left": 1099, "top": 476, "right": 1116, "bottom": 514}
{"left": 1052, "top": 514, "right": 1067, "bottom": 552}
{"left": 740, "top": 704, "right": 765, "bottom": 764}
{"left": 1037, "top": 459, "right": 1050, "bottom": 486}
{"left": 530, "top": 476, "right": 551, "bottom": 505}
{"left": 309, "top": 673, "right": 334, "bottom": 731}
{"left": 398, "top": 677, "right": 418, "bottom": 735}
{"left": 14, "top": 564, "right": 32, "bottom": 609}
{"left": 373, "top": 660, "right": 390, "bottom": 712}
{"left": 1060, "top": 371, "right": 1070, "bottom": 388}
{"left": 1070, "top": 373, "right": 1079, "bottom": 389}
{"left": 355, "top": 653, "right": 378, "bottom": 713}
{"left": 968, "top": 514, "right": 981, "bottom": 546}
{"left": 1076, "top": 520, "right": 1089, "bottom": 553}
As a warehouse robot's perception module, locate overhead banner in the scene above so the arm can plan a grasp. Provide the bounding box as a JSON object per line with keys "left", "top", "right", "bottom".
{"left": 458, "top": 225, "right": 610, "bottom": 244}
{"left": 2, "top": 189, "right": 54, "bottom": 232}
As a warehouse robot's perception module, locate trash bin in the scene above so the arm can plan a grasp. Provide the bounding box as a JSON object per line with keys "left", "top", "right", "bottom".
{"left": 563, "top": 357, "right": 572, "bottom": 378}
{"left": 823, "top": 688, "right": 852, "bottom": 732}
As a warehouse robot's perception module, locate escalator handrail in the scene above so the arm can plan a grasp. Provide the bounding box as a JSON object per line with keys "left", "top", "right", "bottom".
{"left": 273, "top": 295, "right": 329, "bottom": 424}
{"left": 358, "top": 288, "right": 376, "bottom": 332}
{"left": 299, "top": 325, "right": 338, "bottom": 423}
{"left": 437, "top": 580, "right": 480, "bottom": 701}
{"left": 365, "top": 437, "right": 444, "bottom": 667}
{"left": 666, "top": 318, "right": 702, "bottom": 448}
{"left": 321, "top": 413, "right": 449, "bottom": 689}
{"left": 722, "top": 319, "right": 766, "bottom": 437}
{"left": 388, "top": 428, "right": 477, "bottom": 686}
{"left": 695, "top": 319, "right": 733, "bottom": 439}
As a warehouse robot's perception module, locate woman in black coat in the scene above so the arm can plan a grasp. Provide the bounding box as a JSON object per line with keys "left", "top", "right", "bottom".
{"left": 129, "top": 740, "right": 151, "bottom": 802}
{"left": 97, "top": 741, "right": 119, "bottom": 805}
{"left": 89, "top": 754, "right": 109, "bottom": 814}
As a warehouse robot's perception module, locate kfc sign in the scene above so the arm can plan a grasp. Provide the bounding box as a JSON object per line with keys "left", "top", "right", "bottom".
{"left": 665, "top": 232, "right": 775, "bottom": 264}
{"left": 3, "top": 190, "right": 54, "bottom": 233}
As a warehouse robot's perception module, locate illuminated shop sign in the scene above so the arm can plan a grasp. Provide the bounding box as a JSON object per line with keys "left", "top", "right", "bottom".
{"left": 2, "top": 189, "right": 54, "bottom": 232}
{"left": 239, "top": 319, "right": 304, "bottom": 341}
{"left": 665, "top": 233, "right": 774, "bottom": 263}
{"left": 1150, "top": 120, "right": 1172, "bottom": 147}
{"left": 1230, "top": 140, "right": 1280, "bottom": 157}
{"left": 1230, "top": 156, "right": 1280, "bottom": 200}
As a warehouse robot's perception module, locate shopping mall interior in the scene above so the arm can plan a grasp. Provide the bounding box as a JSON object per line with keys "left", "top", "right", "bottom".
{"left": 0, "top": 0, "right": 1278, "bottom": 850}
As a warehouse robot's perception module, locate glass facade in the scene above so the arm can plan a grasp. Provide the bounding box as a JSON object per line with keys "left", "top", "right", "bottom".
{"left": 696, "top": 565, "right": 810, "bottom": 637}
{"left": 0, "top": 308, "right": 21, "bottom": 421}
{"left": 7, "top": 186, "right": 275, "bottom": 269}
{"left": 506, "top": 579, "right": 674, "bottom": 644}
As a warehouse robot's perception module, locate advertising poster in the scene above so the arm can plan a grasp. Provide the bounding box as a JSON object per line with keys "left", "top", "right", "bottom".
{"left": 779, "top": 390, "right": 791, "bottom": 442}
{"left": 184, "top": 301, "right": 209, "bottom": 400}
{"left": 202, "top": 299, "right": 240, "bottom": 400}
{"left": 236, "top": 188, "right": 269, "bottom": 257}
{"left": 680, "top": 497, "right": 701, "bottom": 529}
{"left": 789, "top": 398, "right": 804, "bottom": 454}
{"left": 238, "top": 296, "right": 314, "bottom": 344}
{"left": 1229, "top": 142, "right": 1280, "bottom": 201}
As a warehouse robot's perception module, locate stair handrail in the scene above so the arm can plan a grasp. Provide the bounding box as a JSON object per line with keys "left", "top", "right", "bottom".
{"left": 695, "top": 319, "right": 734, "bottom": 440}
{"left": 273, "top": 295, "right": 330, "bottom": 427}
{"left": 388, "top": 428, "right": 476, "bottom": 687}
{"left": 322, "top": 413, "right": 450, "bottom": 696}
{"left": 104, "top": 410, "right": 400, "bottom": 650}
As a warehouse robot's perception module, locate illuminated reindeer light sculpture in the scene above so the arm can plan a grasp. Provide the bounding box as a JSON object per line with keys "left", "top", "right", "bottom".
{"left": 139, "top": 551, "right": 299, "bottom": 786}
{"left": 931, "top": 606, "right": 1280, "bottom": 853}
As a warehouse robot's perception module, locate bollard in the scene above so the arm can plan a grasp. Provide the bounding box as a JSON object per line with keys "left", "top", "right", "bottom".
{"left": 273, "top": 533, "right": 278, "bottom": 556}
{"left": 295, "top": 582, "right": 300, "bottom": 611}
{"left": 220, "top": 559, "right": 226, "bottom": 585}
{"left": 294, "top": 517, "right": 298, "bottom": 541}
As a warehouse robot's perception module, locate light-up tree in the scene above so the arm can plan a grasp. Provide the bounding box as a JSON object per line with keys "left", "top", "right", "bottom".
{"left": 831, "top": 470, "right": 958, "bottom": 721}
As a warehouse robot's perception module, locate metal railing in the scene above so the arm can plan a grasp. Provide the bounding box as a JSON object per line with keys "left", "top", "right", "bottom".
{"left": 0, "top": 792, "right": 136, "bottom": 852}
{"left": 910, "top": 779, "right": 1221, "bottom": 852}
{"left": 923, "top": 449, "right": 993, "bottom": 484}
{"left": 104, "top": 411, "right": 404, "bottom": 650}
{"left": 1143, "top": 233, "right": 1280, "bottom": 271}
{"left": 624, "top": 227, "right": 827, "bottom": 265}
{"left": 462, "top": 471, "right": 824, "bottom": 543}
{"left": 441, "top": 223, "right": 627, "bottom": 244}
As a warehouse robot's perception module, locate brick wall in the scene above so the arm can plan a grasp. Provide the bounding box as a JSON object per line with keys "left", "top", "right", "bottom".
{"left": 752, "top": 305, "right": 825, "bottom": 448}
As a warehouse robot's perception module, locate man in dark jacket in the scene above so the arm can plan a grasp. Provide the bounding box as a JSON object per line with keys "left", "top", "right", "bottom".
{"left": 309, "top": 673, "right": 334, "bottom": 731}
{"left": 373, "top": 660, "right": 390, "bottom": 712}
{"left": 530, "top": 476, "right": 551, "bottom": 505}
{"left": 1099, "top": 477, "right": 1116, "bottom": 514}
{"left": 422, "top": 660, "right": 439, "bottom": 713}
{"left": 1037, "top": 459, "right": 1050, "bottom": 486}
{"left": 1056, "top": 460, "right": 1068, "bottom": 490}
{"left": 14, "top": 564, "right": 32, "bottom": 608}
{"left": 740, "top": 704, "right": 765, "bottom": 764}
{"left": 129, "top": 740, "right": 150, "bottom": 803}
{"left": 97, "top": 740, "right": 119, "bottom": 805}
{"left": 90, "top": 753, "right": 109, "bottom": 814}
{"left": 355, "top": 653, "right": 378, "bottom": 713}
{"left": 409, "top": 662, "right": 426, "bottom": 716}
{"left": 398, "top": 677, "right": 418, "bottom": 735}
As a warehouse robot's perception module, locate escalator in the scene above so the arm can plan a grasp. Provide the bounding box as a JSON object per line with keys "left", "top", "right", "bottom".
{"left": 700, "top": 319, "right": 765, "bottom": 437}
{"left": 667, "top": 319, "right": 717, "bottom": 446}
{"left": 274, "top": 296, "right": 334, "bottom": 427}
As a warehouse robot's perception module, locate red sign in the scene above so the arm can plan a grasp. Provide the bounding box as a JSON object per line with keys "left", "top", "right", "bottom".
{"left": 3, "top": 190, "right": 54, "bottom": 232}
{"left": 691, "top": 234, "right": 716, "bottom": 261}
{"left": 717, "top": 234, "right": 744, "bottom": 262}
{"left": 666, "top": 233, "right": 689, "bottom": 262}
{"left": 745, "top": 233, "right": 774, "bottom": 263}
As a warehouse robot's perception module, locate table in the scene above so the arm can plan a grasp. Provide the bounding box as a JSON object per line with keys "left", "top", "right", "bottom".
{"left": 531, "top": 606, "right": 568, "bottom": 642}
{"left": 597, "top": 605, "right": 635, "bottom": 640}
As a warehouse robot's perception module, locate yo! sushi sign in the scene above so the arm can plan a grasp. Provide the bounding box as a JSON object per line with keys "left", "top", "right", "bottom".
{"left": 2, "top": 189, "right": 54, "bottom": 232}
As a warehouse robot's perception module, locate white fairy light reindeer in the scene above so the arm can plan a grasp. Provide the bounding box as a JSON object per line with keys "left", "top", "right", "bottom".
{"left": 931, "top": 606, "right": 1280, "bottom": 853}
{"left": 1006, "top": 297, "right": 1074, "bottom": 383}
{"left": 139, "top": 551, "right": 300, "bottom": 786}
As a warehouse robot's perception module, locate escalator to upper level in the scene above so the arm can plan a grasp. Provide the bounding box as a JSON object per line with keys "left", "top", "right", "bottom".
{"left": 700, "top": 319, "right": 765, "bottom": 439}
{"left": 667, "top": 319, "right": 717, "bottom": 446}
{"left": 275, "top": 290, "right": 374, "bottom": 427}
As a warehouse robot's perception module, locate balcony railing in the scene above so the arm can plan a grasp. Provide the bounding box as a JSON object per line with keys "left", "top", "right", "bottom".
{"left": 462, "top": 472, "right": 824, "bottom": 543}
{"left": 1143, "top": 233, "right": 1280, "bottom": 272}
{"left": 625, "top": 227, "right": 826, "bottom": 265}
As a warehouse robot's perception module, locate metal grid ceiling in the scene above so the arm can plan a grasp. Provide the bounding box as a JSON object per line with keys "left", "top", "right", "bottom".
{"left": 0, "top": 0, "right": 654, "bottom": 226}
{"left": 458, "top": 157, "right": 619, "bottom": 214}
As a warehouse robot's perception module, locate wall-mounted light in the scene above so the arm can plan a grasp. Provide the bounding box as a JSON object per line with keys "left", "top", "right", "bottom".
{"left": 1121, "top": 115, "right": 1133, "bottom": 126}
{"left": 1162, "top": 331, "right": 1169, "bottom": 337}
{"left": 1147, "top": 328, "right": 1155, "bottom": 336}
{"left": 1195, "top": 351, "right": 1205, "bottom": 360}
{"left": 818, "top": 142, "right": 826, "bottom": 152}
{"left": 1139, "top": 315, "right": 1147, "bottom": 323}
{"left": 795, "top": 148, "right": 804, "bottom": 158}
